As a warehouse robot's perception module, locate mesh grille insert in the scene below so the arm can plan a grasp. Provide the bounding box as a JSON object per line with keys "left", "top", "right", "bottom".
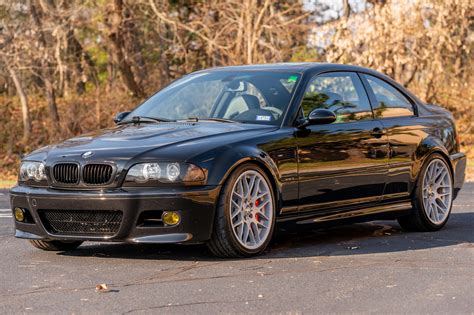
{"left": 83, "top": 164, "right": 113, "bottom": 185}
{"left": 52, "top": 163, "right": 79, "bottom": 184}
{"left": 39, "top": 210, "right": 122, "bottom": 236}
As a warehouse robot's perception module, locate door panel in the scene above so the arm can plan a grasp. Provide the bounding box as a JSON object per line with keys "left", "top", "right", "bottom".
{"left": 296, "top": 71, "right": 389, "bottom": 212}
{"left": 297, "top": 121, "right": 389, "bottom": 211}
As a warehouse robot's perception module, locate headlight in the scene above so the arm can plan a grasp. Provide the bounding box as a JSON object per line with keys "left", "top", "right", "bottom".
{"left": 19, "top": 161, "right": 47, "bottom": 182}
{"left": 124, "top": 162, "right": 206, "bottom": 185}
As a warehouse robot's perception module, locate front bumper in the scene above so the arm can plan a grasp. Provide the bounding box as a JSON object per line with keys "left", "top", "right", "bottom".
{"left": 9, "top": 185, "right": 220, "bottom": 244}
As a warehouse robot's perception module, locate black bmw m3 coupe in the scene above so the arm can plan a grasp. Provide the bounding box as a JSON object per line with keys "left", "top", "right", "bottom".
{"left": 10, "top": 63, "right": 466, "bottom": 257}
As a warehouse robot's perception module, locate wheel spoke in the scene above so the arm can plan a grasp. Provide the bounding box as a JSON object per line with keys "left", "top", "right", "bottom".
{"left": 251, "top": 222, "right": 260, "bottom": 244}
{"left": 242, "top": 177, "right": 250, "bottom": 198}
{"left": 231, "top": 199, "right": 240, "bottom": 210}
{"left": 233, "top": 191, "right": 243, "bottom": 199}
{"left": 256, "top": 209, "right": 269, "bottom": 221}
{"left": 433, "top": 166, "right": 443, "bottom": 182}
{"left": 254, "top": 193, "right": 268, "bottom": 204}
{"left": 429, "top": 165, "right": 436, "bottom": 181}
{"left": 237, "top": 222, "right": 244, "bottom": 240}
{"left": 248, "top": 175, "right": 256, "bottom": 197}
{"left": 435, "top": 198, "right": 447, "bottom": 212}
{"left": 242, "top": 223, "right": 250, "bottom": 243}
{"left": 233, "top": 216, "right": 244, "bottom": 228}
{"left": 251, "top": 177, "right": 261, "bottom": 198}
{"left": 231, "top": 200, "right": 241, "bottom": 218}
{"left": 238, "top": 180, "right": 244, "bottom": 197}
{"left": 427, "top": 203, "right": 434, "bottom": 220}
{"left": 257, "top": 199, "right": 270, "bottom": 210}
{"left": 248, "top": 224, "right": 256, "bottom": 245}
{"left": 256, "top": 219, "right": 268, "bottom": 229}
{"left": 435, "top": 172, "right": 447, "bottom": 185}
{"left": 436, "top": 204, "right": 446, "bottom": 215}
{"left": 433, "top": 206, "right": 440, "bottom": 221}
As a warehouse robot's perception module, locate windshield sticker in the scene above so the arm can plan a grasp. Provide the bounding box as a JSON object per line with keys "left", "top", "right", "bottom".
{"left": 256, "top": 115, "right": 271, "bottom": 121}
{"left": 287, "top": 75, "right": 298, "bottom": 83}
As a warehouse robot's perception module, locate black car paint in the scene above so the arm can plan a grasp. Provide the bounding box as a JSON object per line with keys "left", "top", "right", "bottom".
{"left": 10, "top": 63, "right": 466, "bottom": 244}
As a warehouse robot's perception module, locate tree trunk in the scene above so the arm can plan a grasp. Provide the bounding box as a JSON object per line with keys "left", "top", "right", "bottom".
{"left": 122, "top": 3, "right": 147, "bottom": 85}
{"left": 105, "top": 0, "right": 145, "bottom": 98}
{"left": 29, "top": 0, "right": 61, "bottom": 132}
{"left": 66, "top": 28, "right": 86, "bottom": 95}
{"left": 4, "top": 60, "right": 31, "bottom": 142}
{"left": 342, "top": 0, "right": 351, "bottom": 18}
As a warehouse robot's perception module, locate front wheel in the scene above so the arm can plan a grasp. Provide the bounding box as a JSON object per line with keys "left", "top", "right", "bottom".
{"left": 398, "top": 154, "right": 453, "bottom": 231}
{"left": 207, "top": 164, "right": 276, "bottom": 258}
{"left": 29, "top": 240, "right": 83, "bottom": 251}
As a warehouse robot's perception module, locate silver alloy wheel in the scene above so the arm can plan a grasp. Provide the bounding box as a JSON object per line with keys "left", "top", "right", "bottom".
{"left": 422, "top": 158, "right": 452, "bottom": 224}
{"left": 230, "top": 170, "right": 273, "bottom": 250}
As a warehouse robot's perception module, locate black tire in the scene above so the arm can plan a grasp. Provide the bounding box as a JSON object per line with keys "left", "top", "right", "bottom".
{"left": 29, "top": 240, "right": 83, "bottom": 251}
{"left": 397, "top": 153, "right": 453, "bottom": 232}
{"left": 206, "top": 163, "right": 276, "bottom": 258}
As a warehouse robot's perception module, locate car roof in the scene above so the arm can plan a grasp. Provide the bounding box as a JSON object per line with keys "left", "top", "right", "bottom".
{"left": 194, "top": 62, "right": 379, "bottom": 74}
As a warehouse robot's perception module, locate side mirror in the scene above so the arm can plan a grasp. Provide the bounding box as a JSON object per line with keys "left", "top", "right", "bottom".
{"left": 307, "top": 108, "right": 336, "bottom": 125}
{"left": 114, "top": 111, "right": 131, "bottom": 124}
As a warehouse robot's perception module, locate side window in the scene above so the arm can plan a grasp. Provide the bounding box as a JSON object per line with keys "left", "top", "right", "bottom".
{"left": 363, "top": 74, "right": 414, "bottom": 118}
{"left": 302, "top": 72, "right": 372, "bottom": 123}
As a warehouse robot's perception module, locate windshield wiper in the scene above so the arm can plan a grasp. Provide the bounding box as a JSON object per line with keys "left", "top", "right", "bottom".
{"left": 119, "top": 116, "right": 175, "bottom": 124}
{"left": 186, "top": 117, "right": 238, "bottom": 123}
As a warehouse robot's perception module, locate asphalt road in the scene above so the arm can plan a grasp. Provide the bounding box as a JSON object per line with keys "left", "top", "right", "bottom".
{"left": 0, "top": 185, "right": 473, "bottom": 314}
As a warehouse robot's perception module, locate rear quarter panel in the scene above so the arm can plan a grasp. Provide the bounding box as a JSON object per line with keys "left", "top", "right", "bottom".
{"left": 381, "top": 105, "right": 459, "bottom": 199}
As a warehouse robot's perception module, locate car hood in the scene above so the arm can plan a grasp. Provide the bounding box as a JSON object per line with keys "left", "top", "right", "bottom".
{"left": 28, "top": 122, "right": 276, "bottom": 162}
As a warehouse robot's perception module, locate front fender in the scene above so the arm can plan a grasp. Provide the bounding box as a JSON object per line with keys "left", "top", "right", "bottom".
{"left": 203, "top": 145, "right": 281, "bottom": 187}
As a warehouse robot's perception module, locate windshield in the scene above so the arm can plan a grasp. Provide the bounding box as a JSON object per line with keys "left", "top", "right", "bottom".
{"left": 126, "top": 71, "right": 301, "bottom": 125}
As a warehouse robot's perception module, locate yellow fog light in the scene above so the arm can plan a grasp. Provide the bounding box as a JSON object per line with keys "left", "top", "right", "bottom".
{"left": 14, "top": 208, "right": 25, "bottom": 222}
{"left": 162, "top": 211, "right": 180, "bottom": 226}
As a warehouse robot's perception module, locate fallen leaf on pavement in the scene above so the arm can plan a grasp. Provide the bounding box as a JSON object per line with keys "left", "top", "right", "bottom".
{"left": 96, "top": 284, "right": 109, "bottom": 293}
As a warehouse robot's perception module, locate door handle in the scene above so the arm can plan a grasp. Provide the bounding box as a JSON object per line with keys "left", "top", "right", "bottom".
{"left": 371, "top": 127, "right": 385, "bottom": 138}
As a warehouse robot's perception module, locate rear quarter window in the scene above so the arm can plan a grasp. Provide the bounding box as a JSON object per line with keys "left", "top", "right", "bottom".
{"left": 363, "top": 74, "right": 414, "bottom": 118}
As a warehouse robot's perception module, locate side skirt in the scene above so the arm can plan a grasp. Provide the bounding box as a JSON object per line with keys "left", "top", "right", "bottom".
{"left": 277, "top": 201, "right": 412, "bottom": 225}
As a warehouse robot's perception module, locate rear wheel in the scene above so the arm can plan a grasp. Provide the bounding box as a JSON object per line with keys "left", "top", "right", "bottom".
{"left": 207, "top": 164, "right": 276, "bottom": 258}
{"left": 29, "top": 240, "right": 83, "bottom": 251}
{"left": 398, "top": 154, "right": 453, "bottom": 231}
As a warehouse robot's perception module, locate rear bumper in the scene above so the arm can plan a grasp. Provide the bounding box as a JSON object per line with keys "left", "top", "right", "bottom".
{"left": 450, "top": 152, "right": 466, "bottom": 199}
{"left": 9, "top": 185, "right": 220, "bottom": 244}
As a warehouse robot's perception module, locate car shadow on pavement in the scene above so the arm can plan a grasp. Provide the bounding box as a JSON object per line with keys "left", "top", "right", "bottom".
{"left": 58, "top": 212, "right": 474, "bottom": 261}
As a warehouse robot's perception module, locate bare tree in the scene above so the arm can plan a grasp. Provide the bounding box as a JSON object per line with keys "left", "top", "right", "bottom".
{"left": 104, "top": 0, "right": 145, "bottom": 98}
{"left": 1, "top": 55, "right": 31, "bottom": 142}
{"left": 29, "top": 0, "right": 61, "bottom": 132}
{"left": 148, "top": 0, "right": 309, "bottom": 68}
